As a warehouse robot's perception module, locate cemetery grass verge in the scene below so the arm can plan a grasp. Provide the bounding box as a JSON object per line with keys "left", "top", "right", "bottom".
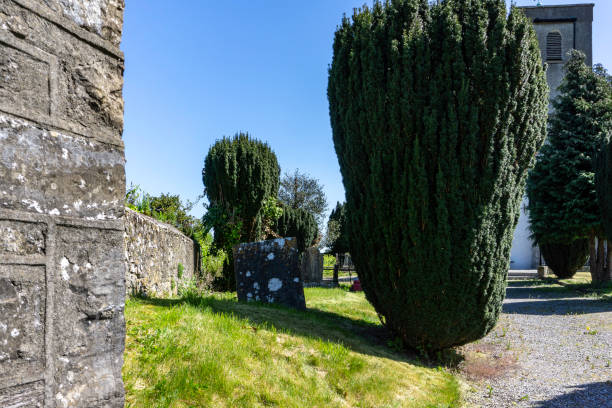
{"left": 123, "top": 287, "right": 462, "bottom": 408}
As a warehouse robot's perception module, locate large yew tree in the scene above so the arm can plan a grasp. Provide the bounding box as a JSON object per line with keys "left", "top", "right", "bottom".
{"left": 328, "top": 0, "right": 548, "bottom": 350}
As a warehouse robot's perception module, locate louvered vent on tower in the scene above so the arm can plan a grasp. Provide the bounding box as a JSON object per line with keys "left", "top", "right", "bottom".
{"left": 546, "top": 31, "right": 562, "bottom": 61}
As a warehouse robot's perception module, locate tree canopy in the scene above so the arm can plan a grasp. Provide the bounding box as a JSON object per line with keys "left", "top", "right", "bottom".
{"left": 278, "top": 169, "right": 328, "bottom": 227}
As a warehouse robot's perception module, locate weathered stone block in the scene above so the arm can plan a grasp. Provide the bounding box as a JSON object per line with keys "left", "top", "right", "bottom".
{"left": 0, "top": 0, "right": 126, "bottom": 405}
{"left": 300, "top": 246, "right": 323, "bottom": 283}
{"left": 0, "top": 117, "right": 125, "bottom": 219}
{"left": 0, "top": 40, "right": 52, "bottom": 116}
{"left": 0, "top": 380, "right": 44, "bottom": 407}
{"left": 0, "top": 265, "right": 46, "bottom": 383}
{"left": 53, "top": 225, "right": 125, "bottom": 406}
{"left": 0, "top": 220, "right": 46, "bottom": 255}
{"left": 234, "top": 237, "right": 306, "bottom": 310}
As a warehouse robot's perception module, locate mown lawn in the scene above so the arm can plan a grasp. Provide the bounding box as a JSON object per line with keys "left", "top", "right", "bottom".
{"left": 123, "top": 287, "right": 462, "bottom": 408}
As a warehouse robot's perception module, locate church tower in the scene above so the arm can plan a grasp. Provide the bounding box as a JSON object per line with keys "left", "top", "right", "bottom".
{"left": 509, "top": 3, "right": 594, "bottom": 270}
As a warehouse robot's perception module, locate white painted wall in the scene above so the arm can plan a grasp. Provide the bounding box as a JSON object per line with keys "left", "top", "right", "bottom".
{"left": 510, "top": 196, "right": 536, "bottom": 270}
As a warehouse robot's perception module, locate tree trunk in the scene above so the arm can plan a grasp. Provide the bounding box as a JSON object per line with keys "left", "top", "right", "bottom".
{"left": 606, "top": 242, "right": 612, "bottom": 283}
{"left": 590, "top": 236, "right": 611, "bottom": 285}
{"left": 333, "top": 253, "right": 339, "bottom": 286}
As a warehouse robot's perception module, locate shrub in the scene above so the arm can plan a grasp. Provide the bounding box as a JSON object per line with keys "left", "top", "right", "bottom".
{"left": 177, "top": 263, "right": 184, "bottom": 280}
{"left": 327, "top": 0, "right": 548, "bottom": 350}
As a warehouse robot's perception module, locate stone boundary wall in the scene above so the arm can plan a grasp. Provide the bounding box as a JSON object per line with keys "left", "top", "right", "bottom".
{"left": 0, "top": 1, "right": 126, "bottom": 406}
{"left": 124, "top": 208, "right": 200, "bottom": 297}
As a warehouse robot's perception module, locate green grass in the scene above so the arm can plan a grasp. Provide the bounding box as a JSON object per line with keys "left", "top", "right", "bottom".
{"left": 123, "top": 287, "right": 461, "bottom": 408}
{"left": 322, "top": 269, "right": 355, "bottom": 279}
{"left": 514, "top": 272, "right": 612, "bottom": 300}
{"left": 323, "top": 254, "right": 336, "bottom": 268}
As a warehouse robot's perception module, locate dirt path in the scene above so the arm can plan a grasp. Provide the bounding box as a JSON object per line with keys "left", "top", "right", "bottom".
{"left": 462, "top": 280, "right": 612, "bottom": 408}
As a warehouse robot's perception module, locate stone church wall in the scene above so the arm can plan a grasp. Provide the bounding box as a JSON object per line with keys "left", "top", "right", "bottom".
{"left": 0, "top": 1, "right": 126, "bottom": 406}
{"left": 124, "top": 208, "right": 199, "bottom": 297}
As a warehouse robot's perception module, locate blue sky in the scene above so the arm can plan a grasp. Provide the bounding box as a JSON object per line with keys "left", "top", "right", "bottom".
{"left": 122, "top": 0, "right": 611, "bottom": 219}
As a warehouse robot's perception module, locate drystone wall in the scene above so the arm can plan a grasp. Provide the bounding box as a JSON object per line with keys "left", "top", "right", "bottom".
{"left": 124, "top": 208, "right": 199, "bottom": 297}
{"left": 0, "top": 1, "right": 126, "bottom": 407}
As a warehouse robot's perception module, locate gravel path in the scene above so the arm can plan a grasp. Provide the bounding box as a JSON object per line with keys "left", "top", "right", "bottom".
{"left": 463, "top": 280, "right": 612, "bottom": 408}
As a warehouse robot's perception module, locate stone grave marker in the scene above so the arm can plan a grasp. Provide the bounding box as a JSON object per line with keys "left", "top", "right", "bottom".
{"left": 300, "top": 246, "right": 323, "bottom": 283}
{"left": 234, "top": 237, "right": 306, "bottom": 310}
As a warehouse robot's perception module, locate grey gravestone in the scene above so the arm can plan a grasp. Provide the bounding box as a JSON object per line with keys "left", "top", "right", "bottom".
{"left": 300, "top": 246, "right": 323, "bottom": 283}
{"left": 234, "top": 237, "right": 306, "bottom": 310}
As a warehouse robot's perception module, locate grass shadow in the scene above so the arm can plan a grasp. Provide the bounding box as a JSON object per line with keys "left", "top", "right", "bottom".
{"left": 132, "top": 291, "right": 430, "bottom": 367}
{"left": 502, "top": 297, "right": 612, "bottom": 315}
{"left": 503, "top": 279, "right": 612, "bottom": 315}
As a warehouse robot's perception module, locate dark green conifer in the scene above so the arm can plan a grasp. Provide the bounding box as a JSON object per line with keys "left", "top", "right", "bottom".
{"left": 326, "top": 202, "right": 350, "bottom": 254}
{"left": 528, "top": 51, "right": 612, "bottom": 284}
{"left": 203, "top": 133, "right": 280, "bottom": 289}
{"left": 328, "top": 0, "right": 548, "bottom": 350}
{"left": 539, "top": 241, "right": 590, "bottom": 279}
{"left": 273, "top": 206, "right": 318, "bottom": 252}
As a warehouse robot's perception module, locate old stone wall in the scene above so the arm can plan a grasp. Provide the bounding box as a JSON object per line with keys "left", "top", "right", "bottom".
{"left": 124, "top": 208, "right": 199, "bottom": 297}
{"left": 0, "top": 1, "right": 126, "bottom": 407}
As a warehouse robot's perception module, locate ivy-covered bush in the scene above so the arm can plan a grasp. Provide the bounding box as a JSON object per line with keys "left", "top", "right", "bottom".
{"left": 328, "top": 0, "right": 548, "bottom": 351}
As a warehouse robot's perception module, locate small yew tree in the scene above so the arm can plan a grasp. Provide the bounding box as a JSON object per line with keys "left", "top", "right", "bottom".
{"left": 538, "top": 241, "right": 590, "bottom": 279}
{"left": 527, "top": 51, "right": 612, "bottom": 284}
{"left": 328, "top": 0, "right": 548, "bottom": 351}
{"left": 203, "top": 133, "right": 280, "bottom": 289}
{"left": 326, "top": 202, "right": 350, "bottom": 255}
{"left": 273, "top": 206, "right": 318, "bottom": 252}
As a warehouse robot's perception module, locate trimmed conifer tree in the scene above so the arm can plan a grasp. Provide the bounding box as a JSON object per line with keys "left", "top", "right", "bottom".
{"left": 527, "top": 51, "right": 612, "bottom": 284}
{"left": 203, "top": 133, "right": 280, "bottom": 289}
{"left": 539, "top": 241, "right": 590, "bottom": 279}
{"left": 328, "top": 0, "right": 548, "bottom": 350}
{"left": 326, "top": 202, "right": 350, "bottom": 254}
{"left": 273, "top": 206, "right": 318, "bottom": 252}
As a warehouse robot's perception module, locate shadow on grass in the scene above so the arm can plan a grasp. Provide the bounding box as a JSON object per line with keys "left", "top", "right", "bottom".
{"left": 502, "top": 282, "right": 612, "bottom": 316}
{"left": 131, "top": 289, "right": 433, "bottom": 366}
{"left": 533, "top": 381, "right": 612, "bottom": 408}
